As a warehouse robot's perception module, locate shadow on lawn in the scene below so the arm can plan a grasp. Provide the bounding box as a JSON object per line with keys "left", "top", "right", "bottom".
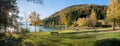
{"left": 61, "top": 29, "right": 120, "bottom": 35}
{"left": 60, "top": 32, "right": 98, "bottom": 39}
{"left": 0, "top": 33, "right": 22, "bottom": 46}
{"left": 61, "top": 31, "right": 100, "bottom": 34}
{"left": 95, "top": 38, "right": 120, "bottom": 46}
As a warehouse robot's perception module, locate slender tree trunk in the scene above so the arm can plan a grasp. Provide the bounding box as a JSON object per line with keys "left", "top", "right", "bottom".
{"left": 34, "top": 22, "right": 36, "bottom": 32}
{"left": 4, "top": 24, "right": 7, "bottom": 32}
{"left": 113, "top": 22, "right": 116, "bottom": 30}
{"left": 21, "top": 25, "right": 22, "bottom": 32}
{"left": 35, "top": 26, "right": 36, "bottom": 32}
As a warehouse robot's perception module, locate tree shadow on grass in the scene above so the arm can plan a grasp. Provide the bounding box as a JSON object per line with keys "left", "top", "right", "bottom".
{"left": 61, "top": 31, "right": 100, "bottom": 34}
{"left": 24, "top": 42, "right": 34, "bottom": 46}
{"left": 58, "top": 33, "right": 97, "bottom": 39}
{"left": 37, "top": 42, "right": 49, "bottom": 46}
{"left": 60, "top": 31, "right": 98, "bottom": 39}
{"left": 60, "top": 35, "right": 96, "bottom": 39}
{"left": 0, "top": 33, "right": 22, "bottom": 46}
{"left": 95, "top": 38, "right": 120, "bottom": 46}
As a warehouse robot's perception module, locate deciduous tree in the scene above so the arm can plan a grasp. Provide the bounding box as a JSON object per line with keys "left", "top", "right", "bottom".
{"left": 28, "top": 11, "right": 42, "bottom": 32}
{"left": 77, "top": 18, "right": 87, "bottom": 27}
{"left": 89, "top": 9, "right": 97, "bottom": 28}
{"left": 61, "top": 16, "right": 68, "bottom": 25}
{"left": 106, "top": 0, "right": 120, "bottom": 30}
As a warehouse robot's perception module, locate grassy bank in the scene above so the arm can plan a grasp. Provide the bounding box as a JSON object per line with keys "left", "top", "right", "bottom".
{"left": 10, "top": 30, "right": 120, "bottom": 46}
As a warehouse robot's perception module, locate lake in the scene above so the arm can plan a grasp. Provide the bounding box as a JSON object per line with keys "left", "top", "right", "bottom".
{"left": 28, "top": 26, "right": 63, "bottom": 32}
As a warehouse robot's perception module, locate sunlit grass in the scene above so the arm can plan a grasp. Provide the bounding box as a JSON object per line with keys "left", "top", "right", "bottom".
{"left": 12, "top": 30, "right": 120, "bottom": 46}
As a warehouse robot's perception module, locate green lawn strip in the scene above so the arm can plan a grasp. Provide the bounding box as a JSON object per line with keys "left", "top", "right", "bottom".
{"left": 12, "top": 30, "right": 120, "bottom": 46}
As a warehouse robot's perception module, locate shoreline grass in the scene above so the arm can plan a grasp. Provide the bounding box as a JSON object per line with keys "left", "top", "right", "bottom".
{"left": 12, "top": 30, "right": 120, "bottom": 46}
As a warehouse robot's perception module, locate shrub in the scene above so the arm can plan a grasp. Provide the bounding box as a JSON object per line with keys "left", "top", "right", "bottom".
{"left": 95, "top": 22, "right": 102, "bottom": 27}
{"left": 39, "top": 29, "right": 43, "bottom": 32}
{"left": 101, "top": 25, "right": 112, "bottom": 28}
{"left": 21, "top": 28, "right": 30, "bottom": 33}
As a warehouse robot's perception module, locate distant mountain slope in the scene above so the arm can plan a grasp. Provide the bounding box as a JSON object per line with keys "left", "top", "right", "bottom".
{"left": 43, "top": 4, "right": 107, "bottom": 26}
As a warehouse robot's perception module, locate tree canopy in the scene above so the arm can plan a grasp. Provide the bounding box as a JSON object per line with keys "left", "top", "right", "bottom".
{"left": 0, "top": 0, "right": 19, "bottom": 32}
{"left": 28, "top": 11, "right": 42, "bottom": 26}
{"left": 106, "top": 0, "right": 120, "bottom": 30}
{"left": 43, "top": 4, "right": 107, "bottom": 26}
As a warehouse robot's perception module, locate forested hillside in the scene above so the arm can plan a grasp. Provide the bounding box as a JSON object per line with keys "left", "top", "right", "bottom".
{"left": 43, "top": 4, "right": 107, "bottom": 26}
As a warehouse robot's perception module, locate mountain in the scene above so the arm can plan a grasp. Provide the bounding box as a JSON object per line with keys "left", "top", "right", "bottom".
{"left": 43, "top": 4, "right": 107, "bottom": 26}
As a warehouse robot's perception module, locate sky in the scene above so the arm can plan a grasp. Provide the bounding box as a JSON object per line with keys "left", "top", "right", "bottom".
{"left": 17, "top": 0, "right": 110, "bottom": 19}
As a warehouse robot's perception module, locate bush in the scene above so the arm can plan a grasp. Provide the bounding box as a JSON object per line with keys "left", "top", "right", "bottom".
{"left": 39, "top": 29, "right": 43, "bottom": 32}
{"left": 101, "top": 25, "right": 112, "bottom": 28}
{"left": 95, "top": 22, "right": 102, "bottom": 27}
{"left": 21, "top": 28, "right": 30, "bottom": 33}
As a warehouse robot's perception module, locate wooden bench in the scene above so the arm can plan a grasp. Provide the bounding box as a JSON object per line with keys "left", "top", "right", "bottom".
{"left": 51, "top": 32, "right": 58, "bottom": 36}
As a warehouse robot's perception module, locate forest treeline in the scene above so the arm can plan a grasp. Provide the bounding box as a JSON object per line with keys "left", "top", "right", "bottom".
{"left": 43, "top": 4, "right": 107, "bottom": 27}
{"left": 43, "top": 0, "right": 120, "bottom": 30}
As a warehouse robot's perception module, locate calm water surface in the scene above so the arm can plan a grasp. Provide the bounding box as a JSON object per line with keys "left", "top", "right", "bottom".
{"left": 28, "top": 26, "right": 63, "bottom": 32}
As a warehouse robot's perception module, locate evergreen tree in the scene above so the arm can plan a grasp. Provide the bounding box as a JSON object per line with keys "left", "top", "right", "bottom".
{"left": 0, "top": 0, "right": 19, "bottom": 32}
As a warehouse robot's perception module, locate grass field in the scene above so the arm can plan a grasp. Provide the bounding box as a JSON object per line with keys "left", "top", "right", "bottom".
{"left": 12, "top": 30, "right": 120, "bottom": 46}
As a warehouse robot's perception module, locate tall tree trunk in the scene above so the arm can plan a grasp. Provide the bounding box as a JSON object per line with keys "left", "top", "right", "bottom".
{"left": 4, "top": 26, "right": 7, "bottom": 32}
{"left": 35, "top": 26, "right": 36, "bottom": 32}
{"left": 21, "top": 25, "right": 22, "bottom": 32}
{"left": 113, "top": 22, "right": 116, "bottom": 30}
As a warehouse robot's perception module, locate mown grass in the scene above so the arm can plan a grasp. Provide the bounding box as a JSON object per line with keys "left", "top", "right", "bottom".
{"left": 12, "top": 31, "right": 120, "bottom": 46}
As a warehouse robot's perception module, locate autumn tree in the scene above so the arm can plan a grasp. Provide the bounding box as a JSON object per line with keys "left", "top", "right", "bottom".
{"left": 77, "top": 18, "right": 87, "bottom": 27}
{"left": 61, "top": 16, "right": 68, "bottom": 25}
{"left": 106, "top": 0, "right": 120, "bottom": 30}
{"left": 89, "top": 8, "right": 97, "bottom": 28}
{"left": 28, "top": 11, "right": 42, "bottom": 32}
{"left": 43, "top": 5, "right": 107, "bottom": 27}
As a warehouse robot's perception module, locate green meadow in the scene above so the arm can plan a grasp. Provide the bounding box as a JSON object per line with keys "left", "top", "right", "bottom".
{"left": 11, "top": 30, "right": 120, "bottom": 46}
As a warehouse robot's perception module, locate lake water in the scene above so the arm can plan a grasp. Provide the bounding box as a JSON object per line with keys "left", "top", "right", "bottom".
{"left": 28, "top": 26, "right": 63, "bottom": 32}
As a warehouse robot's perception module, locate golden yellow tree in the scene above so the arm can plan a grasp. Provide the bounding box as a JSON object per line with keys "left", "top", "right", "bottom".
{"left": 28, "top": 11, "right": 42, "bottom": 32}
{"left": 28, "top": 12, "right": 42, "bottom": 26}
{"left": 61, "top": 16, "right": 68, "bottom": 25}
{"left": 106, "top": 0, "right": 120, "bottom": 30}
{"left": 77, "top": 18, "right": 87, "bottom": 27}
{"left": 89, "top": 9, "right": 97, "bottom": 27}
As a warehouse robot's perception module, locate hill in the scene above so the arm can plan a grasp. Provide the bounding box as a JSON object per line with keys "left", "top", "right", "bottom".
{"left": 43, "top": 4, "right": 107, "bottom": 26}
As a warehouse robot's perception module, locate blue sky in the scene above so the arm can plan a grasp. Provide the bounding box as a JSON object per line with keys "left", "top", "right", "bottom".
{"left": 17, "top": 0, "right": 109, "bottom": 19}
